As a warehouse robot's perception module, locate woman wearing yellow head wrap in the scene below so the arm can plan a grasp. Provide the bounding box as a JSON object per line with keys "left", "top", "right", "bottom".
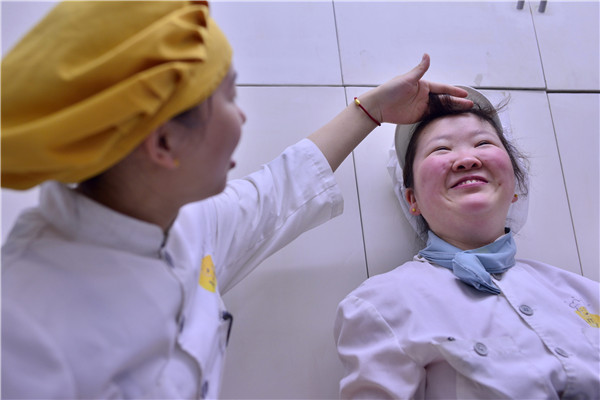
{"left": 1, "top": 1, "right": 471, "bottom": 398}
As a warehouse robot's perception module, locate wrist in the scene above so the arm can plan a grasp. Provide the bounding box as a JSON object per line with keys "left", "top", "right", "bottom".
{"left": 353, "top": 96, "right": 381, "bottom": 126}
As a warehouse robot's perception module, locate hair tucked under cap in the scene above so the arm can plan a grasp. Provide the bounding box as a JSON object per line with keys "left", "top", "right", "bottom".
{"left": 1, "top": 1, "right": 232, "bottom": 190}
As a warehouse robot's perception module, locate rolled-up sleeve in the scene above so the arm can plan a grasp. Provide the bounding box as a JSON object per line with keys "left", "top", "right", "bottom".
{"left": 198, "top": 138, "right": 344, "bottom": 293}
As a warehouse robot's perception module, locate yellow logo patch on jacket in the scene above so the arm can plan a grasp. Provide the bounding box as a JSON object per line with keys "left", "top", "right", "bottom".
{"left": 199, "top": 255, "right": 217, "bottom": 293}
{"left": 576, "top": 306, "right": 599, "bottom": 328}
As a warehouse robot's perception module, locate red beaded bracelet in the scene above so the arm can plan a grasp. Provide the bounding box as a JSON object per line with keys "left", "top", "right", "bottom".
{"left": 353, "top": 97, "right": 381, "bottom": 126}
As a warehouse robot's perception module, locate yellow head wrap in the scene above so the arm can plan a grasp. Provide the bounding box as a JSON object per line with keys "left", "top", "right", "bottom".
{"left": 1, "top": 1, "right": 232, "bottom": 190}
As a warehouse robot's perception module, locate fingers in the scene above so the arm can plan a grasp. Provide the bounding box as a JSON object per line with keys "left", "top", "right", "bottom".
{"left": 405, "top": 53, "right": 430, "bottom": 82}
{"left": 426, "top": 82, "right": 473, "bottom": 110}
{"left": 443, "top": 96, "right": 474, "bottom": 110}
{"left": 404, "top": 54, "right": 468, "bottom": 102}
{"left": 427, "top": 81, "right": 469, "bottom": 98}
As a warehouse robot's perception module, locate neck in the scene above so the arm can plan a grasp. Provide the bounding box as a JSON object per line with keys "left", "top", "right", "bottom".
{"left": 432, "top": 224, "right": 507, "bottom": 251}
{"left": 425, "top": 207, "right": 509, "bottom": 250}
{"left": 76, "top": 165, "right": 180, "bottom": 233}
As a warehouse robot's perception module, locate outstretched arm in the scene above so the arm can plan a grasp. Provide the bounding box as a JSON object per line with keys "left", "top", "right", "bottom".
{"left": 308, "top": 54, "right": 473, "bottom": 172}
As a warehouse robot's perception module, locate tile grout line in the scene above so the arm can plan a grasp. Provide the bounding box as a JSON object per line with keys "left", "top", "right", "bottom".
{"left": 528, "top": 1, "right": 585, "bottom": 277}
{"left": 545, "top": 92, "right": 585, "bottom": 276}
{"left": 331, "top": 0, "right": 371, "bottom": 279}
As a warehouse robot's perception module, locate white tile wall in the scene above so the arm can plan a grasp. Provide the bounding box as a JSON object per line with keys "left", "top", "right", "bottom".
{"left": 211, "top": 1, "right": 342, "bottom": 85}
{"left": 531, "top": 1, "right": 600, "bottom": 91}
{"left": 334, "top": 1, "right": 545, "bottom": 88}
{"left": 2, "top": 2, "right": 599, "bottom": 399}
{"left": 548, "top": 93, "right": 600, "bottom": 281}
{"left": 1, "top": 1, "right": 58, "bottom": 54}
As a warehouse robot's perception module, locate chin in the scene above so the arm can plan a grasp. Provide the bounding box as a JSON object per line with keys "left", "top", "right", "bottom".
{"left": 459, "top": 193, "right": 504, "bottom": 210}
{"left": 457, "top": 200, "right": 500, "bottom": 216}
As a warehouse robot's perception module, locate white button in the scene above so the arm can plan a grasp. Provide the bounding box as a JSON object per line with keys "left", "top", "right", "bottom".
{"left": 474, "top": 342, "right": 488, "bottom": 356}
{"left": 519, "top": 304, "right": 534, "bottom": 316}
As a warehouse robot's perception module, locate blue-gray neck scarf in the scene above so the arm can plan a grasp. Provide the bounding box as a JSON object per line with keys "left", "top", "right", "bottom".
{"left": 418, "top": 230, "right": 516, "bottom": 295}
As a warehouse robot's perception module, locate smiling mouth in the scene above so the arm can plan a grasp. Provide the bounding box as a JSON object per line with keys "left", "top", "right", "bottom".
{"left": 452, "top": 178, "right": 487, "bottom": 188}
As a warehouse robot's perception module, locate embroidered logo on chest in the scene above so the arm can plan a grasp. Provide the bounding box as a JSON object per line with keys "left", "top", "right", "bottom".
{"left": 199, "top": 255, "right": 217, "bottom": 293}
{"left": 567, "top": 296, "right": 599, "bottom": 328}
{"left": 576, "top": 306, "right": 600, "bottom": 328}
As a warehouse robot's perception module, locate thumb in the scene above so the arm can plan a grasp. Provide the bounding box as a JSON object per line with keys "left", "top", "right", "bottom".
{"left": 406, "top": 53, "right": 430, "bottom": 82}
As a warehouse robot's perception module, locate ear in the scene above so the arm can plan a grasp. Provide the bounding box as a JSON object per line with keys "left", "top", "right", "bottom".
{"left": 404, "top": 188, "right": 421, "bottom": 215}
{"left": 141, "top": 124, "right": 180, "bottom": 170}
{"left": 511, "top": 193, "right": 519, "bottom": 204}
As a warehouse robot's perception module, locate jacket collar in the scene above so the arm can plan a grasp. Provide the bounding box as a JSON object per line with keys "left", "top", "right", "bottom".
{"left": 39, "top": 181, "right": 166, "bottom": 258}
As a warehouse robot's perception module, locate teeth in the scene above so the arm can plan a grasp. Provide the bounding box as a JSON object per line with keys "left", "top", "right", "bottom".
{"left": 458, "top": 179, "right": 481, "bottom": 186}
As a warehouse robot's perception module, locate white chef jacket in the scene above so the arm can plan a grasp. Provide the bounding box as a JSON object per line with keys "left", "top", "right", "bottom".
{"left": 335, "top": 255, "right": 600, "bottom": 399}
{"left": 1, "top": 139, "right": 343, "bottom": 399}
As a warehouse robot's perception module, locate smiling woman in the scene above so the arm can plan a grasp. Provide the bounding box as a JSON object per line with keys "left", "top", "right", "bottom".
{"left": 405, "top": 114, "right": 517, "bottom": 250}
{"left": 400, "top": 92, "right": 528, "bottom": 242}
{"left": 334, "top": 87, "right": 600, "bottom": 399}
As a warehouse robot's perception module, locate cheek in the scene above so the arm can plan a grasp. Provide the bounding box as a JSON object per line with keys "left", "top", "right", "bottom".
{"left": 414, "top": 158, "right": 449, "bottom": 185}
{"left": 225, "top": 108, "right": 243, "bottom": 146}
{"left": 412, "top": 158, "right": 450, "bottom": 199}
{"left": 486, "top": 151, "right": 516, "bottom": 186}
{"left": 204, "top": 114, "right": 240, "bottom": 156}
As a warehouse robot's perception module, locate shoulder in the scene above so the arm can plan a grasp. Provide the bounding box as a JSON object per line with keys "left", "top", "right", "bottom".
{"left": 1, "top": 205, "right": 73, "bottom": 283}
{"left": 513, "top": 258, "right": 599, "bottom": 298}
{"left": 338, "top": 258, "right": 459, "bottom": 317}
{"left": 515, "top": 258, "right": 596, "bottom": 285}
{"left": 348, "top": 258, "right": 454, "bottom": 297}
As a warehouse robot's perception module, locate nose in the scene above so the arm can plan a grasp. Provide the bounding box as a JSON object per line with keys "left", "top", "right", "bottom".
{"left": 452, "top": 153, "right": 482, "bottom": 171}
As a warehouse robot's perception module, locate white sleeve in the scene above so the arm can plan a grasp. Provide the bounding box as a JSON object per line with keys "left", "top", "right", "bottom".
{"left": 1, "top": 299, "right": 77, "bottom": 399}
{"left": 201, "top": 138, "right": 343, "bottom": 293}
{"left": 334, "top": 294, "right": 425, "bottom": 400}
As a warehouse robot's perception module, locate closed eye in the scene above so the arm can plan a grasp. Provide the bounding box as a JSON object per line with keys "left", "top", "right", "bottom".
{"left": 476, "top": 140, "right": 492, "bottom": 147}
{"left": 433, "top": 146, "right": 450, "bottom": 152}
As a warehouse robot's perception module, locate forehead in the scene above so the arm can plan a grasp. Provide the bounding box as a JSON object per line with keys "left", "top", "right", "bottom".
{"left": 419, "top": 113, "right": 497, "bottom": 139}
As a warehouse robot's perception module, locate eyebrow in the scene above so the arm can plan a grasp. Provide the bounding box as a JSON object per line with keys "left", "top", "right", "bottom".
{"left": 430, "top": 129, "right": 497, "bottom": 140}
